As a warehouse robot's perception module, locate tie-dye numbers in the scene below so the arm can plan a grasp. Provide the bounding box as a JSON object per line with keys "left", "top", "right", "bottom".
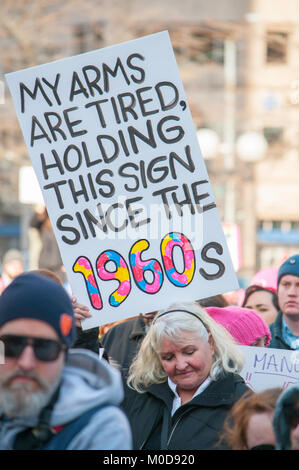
{"left": 129, "top": 239, "right": 163, "bottom": 294}
{"left": 96, "top": 250, "right": 131, "bottom": 307}
{"left": 73, "top": 235, "right": 224, "bottom": 309}
{"left": 73, "top": 256, "right": 103, "bottom": 309}
{"left": 161, "top": 232, "right": 195, "bottom": 287}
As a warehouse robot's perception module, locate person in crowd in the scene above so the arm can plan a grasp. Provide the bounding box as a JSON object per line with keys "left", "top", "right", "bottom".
{"left": 222, "top": 289, "right": 245, "bottom": 307}
{"left": 99, "top": 316, "right": 139, "bottom": 337}
{"left": 274, "top": 383, "right": 299, "bottom": 450}
{"left": 220, "top": 387, "right": 282, "bottom": 450}
{"left": 30, "top": 206, "right": 65, "bottom": 284}
{"left": 197, "top": 294, "right": 228, "bottom": 308}
{"left": 0, "top": 272, "right": 131, "bottom": 450}
{"left": 100, "top": 311, "right": 157, "bottom": 375}
{"left": 242, "top": 284, "right": 279, "bottom": 325}
{"left": 0, "top": 249, "right": 24, "bottom": 294}
{"left": 121, "top": 301, "right": 249, "bottom": 450}
{"left": 269, "top": 254, "right": 299, "bottom": 350}
{"left": 250, "top": 267, "right": 278, "bottom": 292}
{"left": 205, "top": 306, "right": 271, "bottom": 347}
{"left": 30, "top": 268, "right": 101, "bottom": 355}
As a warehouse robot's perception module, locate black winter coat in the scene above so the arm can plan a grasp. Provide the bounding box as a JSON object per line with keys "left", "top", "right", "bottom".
{"left": 73, "top": 327, "right": 100, "bottom": 355}
{"left": 121, "top": 372, "right": 249, "bottom": 450}
{"left": 101, "top": 315, "right": 147, "bottom": 375}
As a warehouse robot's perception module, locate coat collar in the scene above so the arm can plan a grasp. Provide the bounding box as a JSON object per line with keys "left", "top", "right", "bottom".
{"left": 147, "top": 381, "right": 175, "bottom": 412}
{"left": 147, "top": 372, "right": 242, "bottom": 408}
{"left": 272, "top": 311, "right": 283, "bottom": 336}
{"left": 270, "top": 311, "right": 292, "bottom": 350}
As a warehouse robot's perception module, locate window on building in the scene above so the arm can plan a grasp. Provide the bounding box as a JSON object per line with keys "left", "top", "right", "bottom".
{"left": 259, "top": 221, "right": 273, "bottom": 231}
{"left": 272, "top": 221, "right": 282, "bottom": 230}
{"left": 281, "top": 221, "right": 292, "bottom": 232}
{"left": 263, "top": 127, "right": 283, "bottom": 144}
{"left": 189, "top": 32, "right": 224, "bottom": 64}
{"left": 259, "top": 220, "right": 299, "bottom": 232}
{"left": 171, "top": 29, "right": 224, "bottom": 65}
{"left": 74, "top": 24, "right": 89, "bottom": 54}
{"left": 266, "top": 32, "right": 288, "bottom": 64}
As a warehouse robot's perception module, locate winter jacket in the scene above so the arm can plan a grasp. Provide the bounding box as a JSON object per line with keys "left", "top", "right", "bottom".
{"left": 269, "top": 311, "right": 292, "bottom": 350}
{"left": 101, "top": 315, "right": 147, "bottom": 375}
{"left": 121, "top": 372, "right": 249, "bottom": 450}
{"left": 73, "top": 326, "right": 100, "bottom": 354}
{"left": 0, "top": 349, "right": 132, "bottom": 450}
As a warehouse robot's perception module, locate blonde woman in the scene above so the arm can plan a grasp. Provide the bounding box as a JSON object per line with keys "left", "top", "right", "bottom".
{"left": 122, "top": 301, "right": 250, "bottom": 450}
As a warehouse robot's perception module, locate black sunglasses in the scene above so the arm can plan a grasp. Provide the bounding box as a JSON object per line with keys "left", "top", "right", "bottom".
{"left": 0, "top": 334, "right": 66, "bottom": 362}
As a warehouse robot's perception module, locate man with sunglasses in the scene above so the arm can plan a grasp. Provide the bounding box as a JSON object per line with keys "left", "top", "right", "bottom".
{"left": 0, "top": 272, "right": 131, "bottom": 450}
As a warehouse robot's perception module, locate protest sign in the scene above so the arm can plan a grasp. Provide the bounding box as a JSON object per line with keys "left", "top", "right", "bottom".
{"left": 6, "top": 31, "right": 238, "bottom": 328}
{"left": 239, "top": 345, "right": 299, "bottom": 392}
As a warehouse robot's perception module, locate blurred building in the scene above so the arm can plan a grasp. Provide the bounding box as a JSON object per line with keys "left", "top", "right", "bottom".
{"left": 0, "top": 0, "right": 298, "bottom": 281}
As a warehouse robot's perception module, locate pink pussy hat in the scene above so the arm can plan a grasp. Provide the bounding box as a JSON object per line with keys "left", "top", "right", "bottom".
{"left": 205, "top": 306, "right": 271, "bottom": 346}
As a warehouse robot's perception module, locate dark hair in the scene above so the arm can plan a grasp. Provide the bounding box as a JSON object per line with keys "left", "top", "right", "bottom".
{"left": 197, "top": 294, "right": 228, "bottom": 308}
{"left": 242, "top": 285, "right": 279, "bottom": 312}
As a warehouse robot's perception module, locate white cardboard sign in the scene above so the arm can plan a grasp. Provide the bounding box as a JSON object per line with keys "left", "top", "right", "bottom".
{"left": 6, "top": 31, "right": 238, "bottom": 328}
{"left": 239, "top": 345, "right": 299, "bottom": 392}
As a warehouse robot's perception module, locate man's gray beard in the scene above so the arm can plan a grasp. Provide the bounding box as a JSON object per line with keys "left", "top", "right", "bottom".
{"left": 0, "top": 370, "right": 60, "bottom": 419}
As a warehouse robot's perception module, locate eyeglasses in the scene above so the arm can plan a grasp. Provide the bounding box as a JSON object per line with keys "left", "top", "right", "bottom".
{"left": 0, "top": 334, "right": 66, "bottom": 362}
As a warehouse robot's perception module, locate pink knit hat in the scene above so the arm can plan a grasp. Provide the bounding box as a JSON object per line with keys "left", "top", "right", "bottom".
{"left": 205, "top": 306, "right": 271, "bottom": 346}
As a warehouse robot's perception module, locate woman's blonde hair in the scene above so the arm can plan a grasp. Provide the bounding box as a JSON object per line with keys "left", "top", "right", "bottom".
{"left": 127, "top": 301, "right": 245, "bottom": 392}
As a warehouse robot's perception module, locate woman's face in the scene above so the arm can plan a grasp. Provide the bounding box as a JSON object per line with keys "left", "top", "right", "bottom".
{"left": 244, "top": 290, "right": 278, "bottom": 324}
{"left": 246, "top": 411, "right": 276, "bottom": 450}
{"left": 159, "top": 330, "right": 214, "bottom": 395}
